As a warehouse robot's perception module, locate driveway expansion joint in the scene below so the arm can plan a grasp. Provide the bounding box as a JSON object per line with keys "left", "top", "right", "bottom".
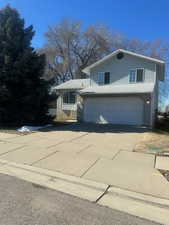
{"left": 0, "top": 145, "right": 26, "bottom": 157}
{"left": 69, "top": 133, "right": 89, "bottom": 142}
{"left": 30, "top": 150, "right": 60, "bottom": 166}
{"left": 80, "top": 158, "right": 100, "bottom": 178}
{"left": 46, "top": 141, "right": 66, "bottom": 149}
{"left": 77, "top": 144, "right": 94, "bottom": 154}
{"left": 111, "top": 149, "right": 121, "bottom": 161}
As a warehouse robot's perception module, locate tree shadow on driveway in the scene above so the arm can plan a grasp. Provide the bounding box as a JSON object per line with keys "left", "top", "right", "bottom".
{"left": 39, "top": 122, "right": 149, "bottom": 134}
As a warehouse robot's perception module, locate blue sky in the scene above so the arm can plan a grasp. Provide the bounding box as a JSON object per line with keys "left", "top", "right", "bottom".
{"left": 0, "top": 0, "right": 168, "bottom": 48}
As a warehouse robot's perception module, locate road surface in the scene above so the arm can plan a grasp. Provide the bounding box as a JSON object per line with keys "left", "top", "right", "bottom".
{"left": 0, "top": 174, "right": 161, "bottom": 225}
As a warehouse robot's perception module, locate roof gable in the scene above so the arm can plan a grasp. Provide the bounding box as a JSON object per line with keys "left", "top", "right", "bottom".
{"left": 83, "top": 49, "right": 165, "bottom": 75}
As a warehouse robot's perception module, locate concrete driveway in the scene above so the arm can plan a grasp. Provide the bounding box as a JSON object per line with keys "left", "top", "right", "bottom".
{"left": 1, "top": 123, "right": 169, "bottom": 199}
{"left": 0, "top": 123, "right": 145, "bottom": 165}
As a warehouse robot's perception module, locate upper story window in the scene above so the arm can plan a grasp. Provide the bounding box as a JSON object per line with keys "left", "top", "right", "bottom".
{"left": 104, "top": 72, "right": 110, "bottom": 84}
{"left": 98, "top": 72, "right": 110, "bottom": 85}
{"left": 129, "top": 68, "right": 144, "bottom": 83}
{"left": 63, "top": 91, "right": 76, "bottom": 104}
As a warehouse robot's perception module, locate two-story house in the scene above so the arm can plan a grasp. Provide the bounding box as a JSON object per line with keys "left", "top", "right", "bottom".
{"left": 54, "top": 49, "right": 165, "bottom": 127}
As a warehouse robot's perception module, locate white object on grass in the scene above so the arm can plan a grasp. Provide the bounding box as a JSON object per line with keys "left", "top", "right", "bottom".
{"left": 17, "top": 124, "right": 52, "bottom": 132}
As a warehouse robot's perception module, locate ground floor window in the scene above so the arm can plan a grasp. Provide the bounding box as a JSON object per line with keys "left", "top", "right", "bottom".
{"left": 63, "top": 91, "right": 76, "bottom": 104}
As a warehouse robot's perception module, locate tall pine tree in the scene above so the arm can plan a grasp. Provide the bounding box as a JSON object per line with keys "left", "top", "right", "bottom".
{"left": 0, "top": 5, "right": 52, "bottom": 126}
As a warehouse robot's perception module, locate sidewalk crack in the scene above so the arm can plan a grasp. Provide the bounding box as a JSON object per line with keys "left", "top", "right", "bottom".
{"left": 95, "top": 185, "right": 110, "bottom": 203}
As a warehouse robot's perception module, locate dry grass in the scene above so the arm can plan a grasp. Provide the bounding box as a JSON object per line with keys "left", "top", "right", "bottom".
{"left": 135, "top": 130, "right": 169, "bottom": 154}
{"left": 135, "top": 116, "right": 169, "bottom": 154}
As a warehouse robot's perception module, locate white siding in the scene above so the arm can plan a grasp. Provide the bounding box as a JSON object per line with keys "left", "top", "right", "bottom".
{"left": 90, "top": 54, "right": 156, "bottom": 86}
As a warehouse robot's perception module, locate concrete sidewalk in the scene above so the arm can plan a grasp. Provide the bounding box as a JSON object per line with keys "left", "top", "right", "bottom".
{"left": 0, "top": 124, "right": 169, "bottom": 201}
{"left": 83, "top": 151, "right": 169, "bottom": 199}
{"left": 0, "top": 159, "right": 169, "bottom": 225}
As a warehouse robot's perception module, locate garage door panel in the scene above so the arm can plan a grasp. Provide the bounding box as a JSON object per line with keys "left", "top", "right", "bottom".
{"left": 84, "top": 97, "right": 143, "bottom": 125}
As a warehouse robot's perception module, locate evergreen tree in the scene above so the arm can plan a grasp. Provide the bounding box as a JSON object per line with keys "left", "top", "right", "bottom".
{"left": 0, "top": 5, "right": 52, "bottom": 126}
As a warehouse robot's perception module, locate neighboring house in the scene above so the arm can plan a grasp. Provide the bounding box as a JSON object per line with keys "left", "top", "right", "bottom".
{"left": 54, "top": 49, "right": 165, "bottom": 127}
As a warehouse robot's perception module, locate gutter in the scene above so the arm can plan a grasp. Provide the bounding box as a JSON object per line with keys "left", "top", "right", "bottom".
{"left": 79, "top": 91, "right": 153, "bottom": 96}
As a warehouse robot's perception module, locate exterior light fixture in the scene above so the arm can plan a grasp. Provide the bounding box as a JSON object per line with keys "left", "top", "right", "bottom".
{"left": 146, "top": 100, "right": 150, "bottom": 104}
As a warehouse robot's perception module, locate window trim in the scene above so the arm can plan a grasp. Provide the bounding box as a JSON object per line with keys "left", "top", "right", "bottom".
{"left": 62, "top": 91, "right": 76, "bottom": 105}
{"left": 129, "top": 68, "right": 145, "bottom": 83}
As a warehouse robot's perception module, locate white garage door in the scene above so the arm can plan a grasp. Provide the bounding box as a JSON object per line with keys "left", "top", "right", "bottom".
{"left": 83, "top": 97, "right": 143, "bottom": 125}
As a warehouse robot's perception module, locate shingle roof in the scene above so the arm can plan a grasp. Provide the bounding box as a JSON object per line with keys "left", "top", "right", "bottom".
{"left": 79, "top": 83, "right": 155, "bottom": 95}
{"left": 53, "top": 79, "right": 90, "bottom": 90}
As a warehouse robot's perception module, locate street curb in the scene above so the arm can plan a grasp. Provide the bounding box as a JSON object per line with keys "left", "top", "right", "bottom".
{"left": 99, "top": 193, "right": 169, "bottom": 225}
{"left": 1, "top": 158, "right": 169, "bottom": 206}
{"left": 0, "top": 159, "right": 169, "bottom": 224}
{"left": 97, "top": 185, "right": 169, "bottom": 225}
{"left": 107, "top": 186, "right": 169, "bottom": 208}
{"left": 0, "top": 159, "right": 108, "bottom": 202}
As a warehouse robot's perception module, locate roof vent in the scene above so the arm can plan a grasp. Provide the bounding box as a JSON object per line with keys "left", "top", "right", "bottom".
{"left": 116, "top": 52, "right": 124, "bottom": 60}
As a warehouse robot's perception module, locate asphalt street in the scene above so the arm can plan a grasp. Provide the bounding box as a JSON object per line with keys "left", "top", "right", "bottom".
{"left": 0, "top": 173, "right": 161, "bottom": 225}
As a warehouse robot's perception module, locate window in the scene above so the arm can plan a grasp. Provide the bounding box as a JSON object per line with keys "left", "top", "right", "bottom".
{"left": 136, "top": 69, "right": 144, "bottom": 82}
{"left": 63, "top": 92, "right": 76, "bottom": 104}
{"left": 129, "top": 70, "right": 136, "bottom": 83}
{"left": 98, "top": 72, "right": 110, "bottom": 85}
{"left": 129, "top": 68, "right": 144, "bottom": 83}
{"left": 98, "top": 72, "right": 104, "bottom": 85}
{"left": 104, "top": 72, "right": 110, "bottom": 84}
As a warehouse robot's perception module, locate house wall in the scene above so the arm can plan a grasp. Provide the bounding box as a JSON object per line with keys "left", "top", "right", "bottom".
{"left": 90, "top": 53, "right": 156, "bottom": 86}
{"left": 55, "top": 53, "right": 161, "bottom": 126}
{"left": 56, "top": 91, "right": 78, "bottom": 121}
{"left": 87, "top": 53, "right": 158, "bottom": 127}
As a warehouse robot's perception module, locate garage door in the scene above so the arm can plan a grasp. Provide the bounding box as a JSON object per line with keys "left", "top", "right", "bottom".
{"left": 83, "top": 97, "right": 143, "bottom": 125}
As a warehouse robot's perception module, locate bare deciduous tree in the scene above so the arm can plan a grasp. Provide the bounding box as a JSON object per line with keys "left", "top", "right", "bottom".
{"left": 42, "top": 19, "right": 123, "bottom": 82}
{"left": 41, "top": 19, "right": 169, "bottom": 87}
